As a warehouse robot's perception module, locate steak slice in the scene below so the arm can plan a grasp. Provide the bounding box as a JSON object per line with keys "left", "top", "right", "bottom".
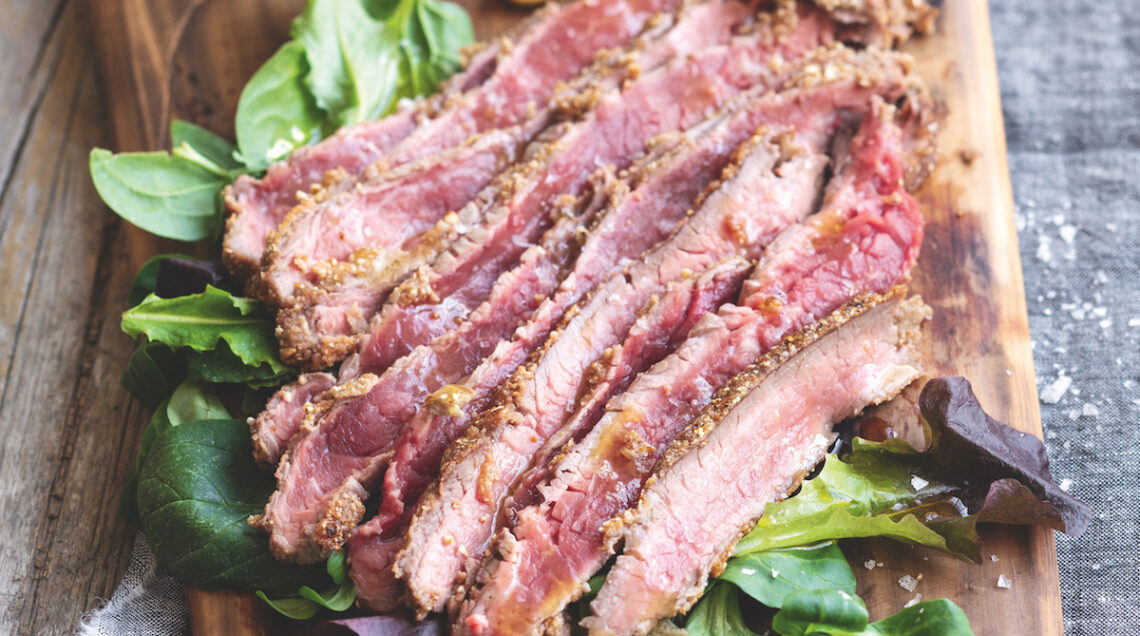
{"left": 400, "top": 121, "right": 830, "bottom": 616}
{"left": 349, "top": 257, "right": 750, "bottom": 611}
{"left": 222, "top": 0, "right": 678, "bottom": 277}
{"left": 327, "top": 0, "right": 758, "bottom": 376}
{"left": 257, "top": 211, "right": 575, "bottom": 563}
{"left": 453, "top": 96, "right": 927, "bottom": 634}
{"left": 221, "top": 35, "right": 502, "bottom": 278}
{"left": 396, "top": 46, "right": 912, "bottom": 617}
{"left": 274, "top": 0, "right": 784, "bottom": 372}
{"left": 253, "top": 127, "right": 526, "bottom": 308}
{"left": 585, "top": 291, "right": 929, "bottom": 636}
{"left": 250, "top": 371, "right": 336, "bottom": 470}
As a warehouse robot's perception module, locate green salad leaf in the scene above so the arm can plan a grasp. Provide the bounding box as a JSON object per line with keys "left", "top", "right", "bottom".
{"left": 171, "top": 120, "right": 244, "bottom": 176}
{"left": 720, "top": 543, "right": 856, "bottom": 610}
{"left": 686, "top": 582, "right": 755, "bottom": 636}
{"left": 89, "top": 148, "right": 227, "bottom": 241}
{"left": 137, "top": 419, "right": 329, "bottom": 593}
{"left": 234, "top": 40, "right": 327, "bottom": 169}
{"left": 120, "top": 340, "right": 187, "bottom": 411}
{"left": 122, "top": 286, "right": 287, "bottom": 376}
{"left": 119, "top": 381, "right": 232, "bottom": 523}
{"left": 257, "top": 550, "right": 356, "bottom": 619}
{"left": 735, "top": 377, "right": 1092, "bottom": 562}
{"left": 772, "top": 590, "right": 973, "bottom": 636}
{"left": 293, "top": 0, "right": 474, "bottom": 128}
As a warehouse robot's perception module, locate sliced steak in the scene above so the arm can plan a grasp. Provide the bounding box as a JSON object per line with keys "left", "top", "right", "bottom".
{"left": 585, "top": 291, "right": 929, "bottom": 636}
{"left": 396, "top": 46, "right": 912, "bottom": 617}
{"left": 330, "top": 0, "right": 757, "bottom": 375}
{"left": 400, "top": 120, "right": 831, "bottom": 615}
{"left": 257, "top": 216, "right": 572, "bottom": 563}
{"left": 350, "top": 257, "right": 750, "bottom": 611}
{"left": 253, "top": 127, "right": 526, "bottom": 308}
{"left": 275, "top": 0, "right": 778, "bottom": 372}
{"left": 221, "top": 37, "right": 501, "bottom": 278}
{"left": 222, "top": 0, "right": 678, "bottom": 276}
{"left": 250, "top": 371, "right": 335, "bottom": 470}
{"left": 453, "top": 96, "right": 927, "bottom": 634}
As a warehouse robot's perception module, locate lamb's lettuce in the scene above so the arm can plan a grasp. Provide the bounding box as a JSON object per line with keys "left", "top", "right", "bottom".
{"left": 257, "top": 550, "right": 356, "bottom": 620}
{"left": 772, "top": 590, "right": 973, "bottom": 636}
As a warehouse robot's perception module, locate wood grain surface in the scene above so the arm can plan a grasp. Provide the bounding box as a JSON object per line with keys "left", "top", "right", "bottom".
{"left": 0, "top": 0, "right": 1061, "bottom": 634}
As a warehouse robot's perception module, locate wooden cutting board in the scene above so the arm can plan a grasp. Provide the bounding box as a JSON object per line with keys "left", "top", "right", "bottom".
{"left": 88, "top": 0, "right": 1063, "bottom": 633}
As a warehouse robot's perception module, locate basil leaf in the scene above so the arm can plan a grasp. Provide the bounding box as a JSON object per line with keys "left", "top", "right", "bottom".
{"left": 771, "top": 590, "right": 974, "bottom": 636}
{"left": 293, "top": 0, "right": 473, "bottom": 128}
{"left": 685, "top": 583, "right": 756, "bottom": 636}
{"left": 171, "top": 120, "right": 243, "bottom": 174}
{"left": 120, "top": 341, "right": 187, "bottom": 410}
{"left": 121, "top": 286, "right": 287, "bottom": 376}
{"left": 720, "top": 543, "right": 855, "bottom": 610}
{"left": 235, "top": 40, "right": 326, "bottom": 169}
{"left": 137, "top": 419, "right": 329, "bottom": 593}
{"left": 90, "top": 148, "right": 226, "bottom": 241}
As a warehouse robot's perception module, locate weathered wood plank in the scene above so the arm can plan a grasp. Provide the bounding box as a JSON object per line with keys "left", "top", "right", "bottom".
{"left": 0, "top": 0, "right": 70, "bottom": 419}
{"left": 0, "top": 2, "right": 146, "bottom": 634}
{"left": 0, "top": 0, "right": 1063, "bottom": 634}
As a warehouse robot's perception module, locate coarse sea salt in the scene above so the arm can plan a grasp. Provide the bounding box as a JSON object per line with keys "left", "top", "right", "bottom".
{"left": 1059, "top": 478, "right": 1073, "bottom": 492}
{"left": 997, "top": 575, "right": 1012, "bottom": 589}
{"left": 1082, "top": 403, "right": 1100, "bottom": 417}
{"left": 864, "top": 560, "right": 877, "bottom": 570}
{"left": 898, "top": 575, "right": 919, "bottom": 592}
{"left": 904, "top": 594, "right": 922, "bottom": 609}
{"left": 1040, "top": 376, "right": 1072, "bottom": 404}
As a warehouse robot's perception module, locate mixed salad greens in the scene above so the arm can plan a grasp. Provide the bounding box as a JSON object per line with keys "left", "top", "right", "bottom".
{"left": 89, "top": 0, "right": 1090, "bottom": 633}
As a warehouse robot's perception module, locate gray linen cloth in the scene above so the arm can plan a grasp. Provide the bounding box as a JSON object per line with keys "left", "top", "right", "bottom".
{"left": 80, "top": 1, "right": 1138, "bottom": 634}
{"left": 990, "top": 0, "right": 1140, "bottom": 633}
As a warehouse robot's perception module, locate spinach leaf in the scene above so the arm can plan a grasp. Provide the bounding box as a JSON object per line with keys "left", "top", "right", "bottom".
{"left": 122, "top": 286, "right": 287, "bottom": 376}
{"left": 137, "top": 419, "right": 329, "bottom": 593}
{"left": 720, "top": 543, "right": 855, "bottom": 610}
{"left": 685, "top": 583, "right": 755, "bottom": 636}
{"left": 171, "top": 120, "right": 243, "bottom": 176}
{"left": 293, "top": 0, "right": 473, "bottom": 128}
{"left": 119, "top": 381, "right": 232, "bottom": 523}
{"left": 234, "top": 40, "right": 326, "bottom": 169}
{"left": 89, "top": 148, "right": 226, "bottom": 241}
{"left": 771, "top": 590, "right": 973, "bottom": 636}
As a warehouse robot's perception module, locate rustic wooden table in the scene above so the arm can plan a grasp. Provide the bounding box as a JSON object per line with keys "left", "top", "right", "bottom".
{"left": 0, "top": 1, "right": 1072, "bottom": 634}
